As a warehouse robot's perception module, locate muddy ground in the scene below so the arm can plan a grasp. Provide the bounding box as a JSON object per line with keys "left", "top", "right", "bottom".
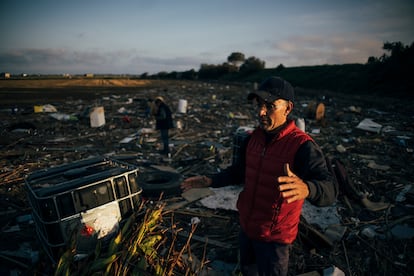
{"left": 0, "top": 79, "right": 413, "bottom": 275}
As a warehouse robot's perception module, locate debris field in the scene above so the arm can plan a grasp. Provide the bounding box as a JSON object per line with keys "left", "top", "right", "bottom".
{"left": 0, "top": 79, "right": 413, "bottom": 275}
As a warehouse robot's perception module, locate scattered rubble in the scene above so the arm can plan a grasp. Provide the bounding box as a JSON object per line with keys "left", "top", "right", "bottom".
{"left": 0, "top": 80, "right": 413, "bottom": 275}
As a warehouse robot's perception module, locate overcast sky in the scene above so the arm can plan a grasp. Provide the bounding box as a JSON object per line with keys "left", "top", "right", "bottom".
{"left": 1, "top": 0, "right": 413, "bottom": 75}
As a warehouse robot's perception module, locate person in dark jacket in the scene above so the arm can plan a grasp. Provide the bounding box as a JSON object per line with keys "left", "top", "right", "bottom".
{"left": 153, "top": 96, "right": 174, "bottom": 154}
{"left": 180, "top": 76, "right": 337, "bottom": 276}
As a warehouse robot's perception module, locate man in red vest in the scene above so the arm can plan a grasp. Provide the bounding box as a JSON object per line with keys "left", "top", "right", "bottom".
{"left": 181, "top": 76, "right": 337, "bottom": 276}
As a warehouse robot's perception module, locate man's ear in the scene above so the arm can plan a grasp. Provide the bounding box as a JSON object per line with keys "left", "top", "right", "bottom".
{"left": 285, "top": 101, "right": 293, "bottom": 115}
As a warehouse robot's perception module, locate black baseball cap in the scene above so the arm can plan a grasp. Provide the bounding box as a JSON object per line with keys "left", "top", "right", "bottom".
{"left": 248, "top": 76, "right": 294, "bottom": 103}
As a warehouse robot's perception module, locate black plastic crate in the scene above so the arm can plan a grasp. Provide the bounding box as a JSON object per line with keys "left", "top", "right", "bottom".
{"left": 25, "top": 156, "right": 143, "bottom": 262}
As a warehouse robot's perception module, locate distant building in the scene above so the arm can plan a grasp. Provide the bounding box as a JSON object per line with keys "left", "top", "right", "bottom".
{"left": 84, "top": 73, "right": 94, "bottom": 78}
{"left": 1, "top": 72, "right": 11, "bottom": 79}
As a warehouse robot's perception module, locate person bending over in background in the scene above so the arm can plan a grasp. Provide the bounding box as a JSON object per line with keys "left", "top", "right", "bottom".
{"left": 153, "top": 96, "right": 174, "bottom": 155}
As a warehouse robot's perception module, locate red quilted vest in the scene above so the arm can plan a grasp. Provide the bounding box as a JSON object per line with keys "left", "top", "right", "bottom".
{"left": 236, "top": 120, "right": 312, "bottom": 244}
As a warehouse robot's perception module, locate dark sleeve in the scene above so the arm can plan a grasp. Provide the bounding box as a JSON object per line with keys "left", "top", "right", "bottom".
{"left": 155, "top": 106, "right": 167, "bottom": 120}
{"left": 209, "top": 135, "right": 250, "bottom": 188}
{"left": 294, "top": 140, "right": 338, "bottom": 206}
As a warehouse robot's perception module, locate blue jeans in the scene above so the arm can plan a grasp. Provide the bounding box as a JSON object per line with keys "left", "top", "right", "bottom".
{"left": 239, "top": 229, "right": 290, "bottom": 276}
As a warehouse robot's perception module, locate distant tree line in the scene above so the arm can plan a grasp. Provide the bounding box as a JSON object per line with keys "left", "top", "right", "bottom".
{"left": 142, "top": 52, "right": 265, "bottom": 80}
{"left": 365, "top": 41, "right": 414, "bottom": 95}
{"left": 142, "top": 41, "right": 413, "bottom": 97}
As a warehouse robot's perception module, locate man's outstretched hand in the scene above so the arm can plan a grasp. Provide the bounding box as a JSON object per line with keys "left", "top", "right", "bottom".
{"left": 278, "top": 163, "right": 309, "bottom": 203}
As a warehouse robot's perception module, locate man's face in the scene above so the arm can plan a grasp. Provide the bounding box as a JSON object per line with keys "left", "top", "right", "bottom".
{"left": 255, "top": 98, "right": 292, "bottom": 132}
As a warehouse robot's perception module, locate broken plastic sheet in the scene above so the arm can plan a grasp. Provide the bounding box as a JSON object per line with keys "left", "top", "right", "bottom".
{"left": 81, "top": 201, "right": 121, "bottom": 239}
{"left": 119, "top": 128, "right": 156, "bottom": 143}
{"left": 301, "top": 201, "right": 340, "bottom": 231}
{"left": 356, "top": 118, "right": 382, "bottom": 133}
{"left": 199, "top": 185, "right": 241, "bottom": 211}
{"left": 49, "top": 113, "right": 78, "bottom": 121}
{"left": 119, "top": 134, "right": 139, "bottom": 144}
{"left": 199, "top": 186, "right": 340, "bottom": 230}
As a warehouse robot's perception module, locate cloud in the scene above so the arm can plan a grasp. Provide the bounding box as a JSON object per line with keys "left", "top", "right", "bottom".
{"left": 0, "top": 34, "right": 401, "bottom": 74}
{"left": 129, "top": 55, "right": 210, "bottom": 73}
{"left": 0, "top": 48, "right": 211, "bottom": 74}
{"left": 264, "top": 35, "right": 386, "bottom": 67}
{"left": 0, "top": 48, "right": 67, "bottom": 65}
{"left": 0, "top": 48, "right": 136, "bottom": 74}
